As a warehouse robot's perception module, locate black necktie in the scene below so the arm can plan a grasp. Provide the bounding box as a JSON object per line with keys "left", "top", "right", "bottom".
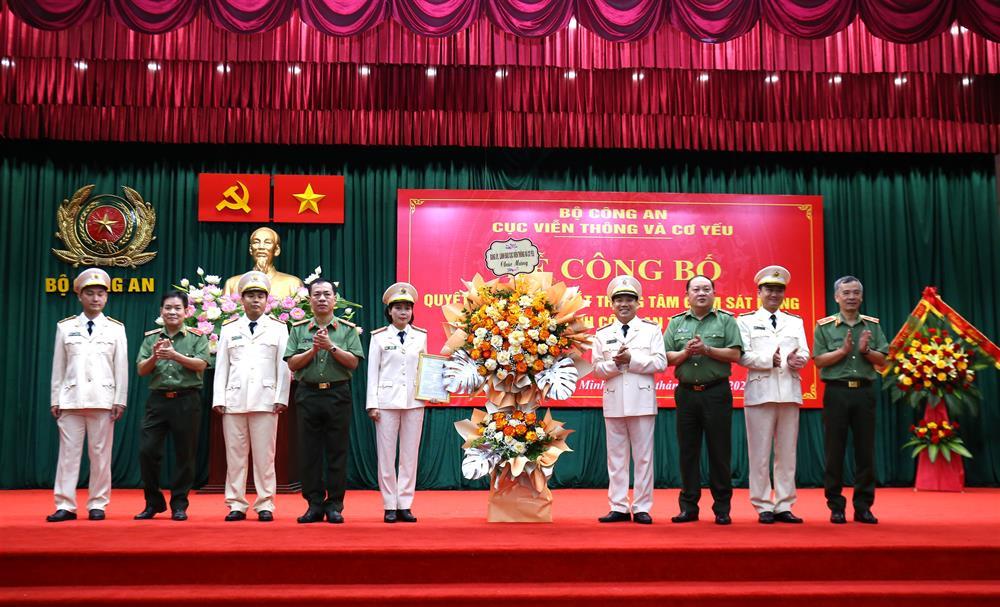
{"left": 87, "top": 320, "right": 94, "bottom": 336}
{"left": 621, "top": 324, "right": 629, "bottom": 338}
{"left": 770, "top": 314, "right": 777, "bottom": 329}
{"left": 398, "top": 331, "right": 406, "bottom": 345}
{"left": 249, "top": 321, "right": 257, "bottom": 334}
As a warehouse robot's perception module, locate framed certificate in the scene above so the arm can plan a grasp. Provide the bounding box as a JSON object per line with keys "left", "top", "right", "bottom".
{"left": 415, "top": 353, "right": 451, "bottom": 403}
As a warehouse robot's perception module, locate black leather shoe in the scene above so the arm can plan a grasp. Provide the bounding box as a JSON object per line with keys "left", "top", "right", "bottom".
{"left": 671, "top": 511, "right": 699, "bottom": 523}
{"left": 134, "top": 506, "right": 166, "bottom": 520}
{"left": 758, "top": 511, "right": 775, "bottom": 524}
{"left": 384, "top": 509, "right": 397, "bottom": 523}
{"left": 225, "top": 510, "right": 246, "bottom": 522}
{"left": 297, "top": 508, "right": 325, "bottom": 524}
{"left": 171, "top": 509, "right": 188, "bottom": 521}
{"left": 327, "top": 510, "right": 344, "bottom": 524}
{"left": 633, "top": 512, "right": 653, "bottom": 525}
{"left": 396, "top": 509, "right": 417, "bottom": 523}
{"left": 830, "top": 510, "right": 846, "bottom": 524}
{"left": 46, "top": 509, "right": 77, "bottom": 523}
{"left": 88, "top": 509, "right": 105, "bottom": 521}
{"left": 257, "top": 510, "right": 274, "bottom": 522}
{"left": 854, "top": 510, "right": 879, "bottom": 525}
{"left": 774, "top": 511, "right": 803, "bottom": 524}
{"left": 715, "top": 514, "right": 732, "bottom": 525}
{"left": 598, "top": 511, "right": 631, "bottom": 523}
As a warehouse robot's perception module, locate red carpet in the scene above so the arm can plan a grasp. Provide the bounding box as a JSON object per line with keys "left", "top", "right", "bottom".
{"left": 2, "top": 488, "right": 999, "bottom": 606}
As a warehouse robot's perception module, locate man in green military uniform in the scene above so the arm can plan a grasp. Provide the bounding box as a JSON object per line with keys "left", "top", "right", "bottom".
{"left": 134, "top": 291, "right": 211, "bottom": 521}
{"left": 813, "top": 276, "right": 888, "bottom": 525}
{"left": 664, "top": 275, "right": 743, "bottom": 525}
{"left": 285, "top": 278, "right": 364, "bottom": 524}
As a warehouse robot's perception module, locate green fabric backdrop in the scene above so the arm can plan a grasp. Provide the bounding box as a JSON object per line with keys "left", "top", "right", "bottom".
{"left": 2, "top": 143, "right": 998, "bottom": 492}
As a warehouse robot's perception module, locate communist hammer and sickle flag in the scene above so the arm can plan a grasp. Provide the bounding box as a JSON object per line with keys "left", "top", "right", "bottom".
{"left": 198, "top": 173, "right": 271, "bottom": 222}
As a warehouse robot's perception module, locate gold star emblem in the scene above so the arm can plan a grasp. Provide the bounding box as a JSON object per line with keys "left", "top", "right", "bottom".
{"left": 294, "top": 184, "right": 325, "bottom": 214}
{"left": 95, "top": 211, "right": 119, "bottom": 235}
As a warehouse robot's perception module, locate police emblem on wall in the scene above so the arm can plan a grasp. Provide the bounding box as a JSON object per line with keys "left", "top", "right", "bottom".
{"left": 52, "top": 185, "right": 157, "bottom": 268}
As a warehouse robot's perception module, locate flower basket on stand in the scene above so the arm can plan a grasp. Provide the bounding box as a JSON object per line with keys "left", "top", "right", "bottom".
{"left": 443, "top": 272, "right": 592, "bottom": 522}
{"left": 884, "top": 287, "right": 1000, "bottom": 492}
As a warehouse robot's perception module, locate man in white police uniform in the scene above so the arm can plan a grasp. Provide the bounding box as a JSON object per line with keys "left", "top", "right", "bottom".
{"left": 48, "top": 268, "right": 129, "bottom": 522}
{"left": 737, "top": 265, "right": 810, "bottom": 524}
{"left": 213, "top": 271, "right": 291, "bottom": 522}
{"left": 592, "top": 275, "right": 667, "bottom": 524}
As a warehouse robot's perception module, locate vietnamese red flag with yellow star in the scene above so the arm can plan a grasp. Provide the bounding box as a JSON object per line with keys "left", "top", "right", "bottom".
{"left": 198, "top": 173, "right": 271, "bottom": 223}
{"left": 272, "top": 175, "right": 345, "bottom": 224}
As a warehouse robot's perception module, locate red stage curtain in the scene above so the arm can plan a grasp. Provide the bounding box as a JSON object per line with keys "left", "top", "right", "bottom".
{"left": 6, "top": 0, "right": 1000, "bottom": 42}
{"left": 3, "top": 8, "right": 998, "bottom": 73}
{"left": 3, "top": 62, "right": 996, "bottom": 151}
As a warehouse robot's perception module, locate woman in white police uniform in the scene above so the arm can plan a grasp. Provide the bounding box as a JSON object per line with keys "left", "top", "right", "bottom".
{"left": 366, "top": 282, "right": 427, "bottom": 523}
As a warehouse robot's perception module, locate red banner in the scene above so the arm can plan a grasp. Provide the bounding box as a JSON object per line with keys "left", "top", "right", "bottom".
{"left": 398, "top": 190, "right": 826, "bottom": 407}
{"left": 198, "top": 173, "right": 271, "bottom": 223}
{"left": 273, "top": 175, "right": 345, "bottom": 224}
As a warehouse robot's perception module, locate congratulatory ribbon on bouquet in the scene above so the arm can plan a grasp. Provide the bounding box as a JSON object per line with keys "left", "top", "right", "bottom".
{"left": 884, "top": 287, "right": 1000, "bottom": 374}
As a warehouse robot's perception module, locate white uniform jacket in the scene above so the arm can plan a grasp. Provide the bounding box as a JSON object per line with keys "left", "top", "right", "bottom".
{"left": 51, "top": 313, "right": 129, "bottom": 410}
{"left": 366, "top": 324, "right": 427, "bottom": 411}
{"left": 737, "top": 308, "right": 810, "bottom": 406}
{"left": 213, "top": 315, "right": 291, "bottom": 412}
{"left": 592, "top": 317, "right": 667, "bottom": 417}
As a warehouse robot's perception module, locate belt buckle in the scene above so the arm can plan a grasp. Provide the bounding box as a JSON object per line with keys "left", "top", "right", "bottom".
{"left": 164, "top": 391, "right": 178, "bottom": 399}
{"left": 847, "top": 380, "right": 860, "bottom": 389}
{"left": 318, "top": 383, "right": 331, "bottom": 390}
{"left": 693, "top": 384, "right": 706, "bottom": 392}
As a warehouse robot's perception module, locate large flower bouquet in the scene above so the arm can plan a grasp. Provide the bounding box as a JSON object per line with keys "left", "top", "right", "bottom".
{"left": 168, "top": 266, "right": 360, "bottom": 352}
{"left": 902, "top": 419, "right": 972, "bottom": 463}
{"left": 445, "top": 272, "right": 590, "bottom": 521}
{"left": 442, "top": 272, "right": 592, "bottom": 410}
{"left": 886, "top": 325, "right": 986, "bottom": 414}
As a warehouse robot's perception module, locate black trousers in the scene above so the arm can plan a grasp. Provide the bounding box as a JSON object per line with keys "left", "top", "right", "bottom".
{"left": 822, "top": 384, "right": 876, "bottom": 512}
{"left": 139, "top": 391, "right": 201, "bottom": 511}
{"left": 296, "top": 382, "right": 353, "bottom": 513}
{"left": 675, "top": 382, "right": 733, "bottom": 516}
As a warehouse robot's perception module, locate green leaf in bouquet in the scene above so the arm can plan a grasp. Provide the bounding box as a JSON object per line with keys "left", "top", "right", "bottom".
{"left": 928, "top": 444, "right": 939, "bottom": 463}
{"left": 951, "top": 442, "right": 973, "bottom": 459}
{"left": 940, "top": 446, "right": 952, "bottom": 462}
{"left": 911, "top": 444, "right": 928, "bottom": 458}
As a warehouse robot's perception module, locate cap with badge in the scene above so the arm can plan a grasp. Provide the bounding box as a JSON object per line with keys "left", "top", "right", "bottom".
{"left": 607, "top": 275, "right": 642, "bottom": 299}
{"left": 74, "top": 268, "right": 112, "bottom": 293}
{"left": 238, "top": 271, "right": 271, "bottom": 295}
{"left": 383, "top": 282, "right": 418, "bottom": 305}
{"left": 754, "top": 265, "right": 791, "bottom": 288}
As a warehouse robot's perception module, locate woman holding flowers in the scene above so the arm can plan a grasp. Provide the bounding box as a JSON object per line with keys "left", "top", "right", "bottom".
{"left": 366, "top": 282, "right": 427, "bottom": 523}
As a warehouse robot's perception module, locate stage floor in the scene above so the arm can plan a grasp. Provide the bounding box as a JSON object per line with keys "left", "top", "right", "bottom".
{"left": 3, "top": 488, "right": 1000, "bottom": 606}
{"left": 3, "top": 487, "right": 1000, "bottom": 550}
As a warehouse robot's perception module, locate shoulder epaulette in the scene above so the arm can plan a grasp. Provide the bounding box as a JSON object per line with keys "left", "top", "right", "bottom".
{"left": 715, "top": 308, "right": 733, "bottom": 316}
{"left": 817, "top": 315, "right": 837, "bottom": 326}
{"left": 738, "top": 312, "right": 755, "bottom": 317}
{"left": 222, "top": 316, "right": 240, "bottom": 326}
{"left": 106, "top": 317, "right": 124, "bottom": 326}
{"left": 59, "top": 316, "right": 76, "bottom": 324}
{"left": 144, "top": 328, "right": 162, "bottom": 336}
{"left": 670, "top": 311, "right": 687, "bottom": 319}
{"left": 860, "top": 314, "right": 880, "bottom": 324}
{"left": 641, "top": 318, "right": 658, "bottom": 325}
{"left": 782, "top": 311, "right": 802, "bottom": 319}
{"left": 292, "top": 318, "right": 310, "bottom": 327}
{"left": 188, "top": 327, "right": 203, "bottom": 336}
{"left": 411, "top": 325, "right": 427, "bottom": 334}
{"left": 596, "top": 324, "right": 616, "bottom": 332}
{"left": 336, "top": 317, "right": 358, "bottom": 328}
{"left": 371, "top": 327, "right": 388, "bottom": 335}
